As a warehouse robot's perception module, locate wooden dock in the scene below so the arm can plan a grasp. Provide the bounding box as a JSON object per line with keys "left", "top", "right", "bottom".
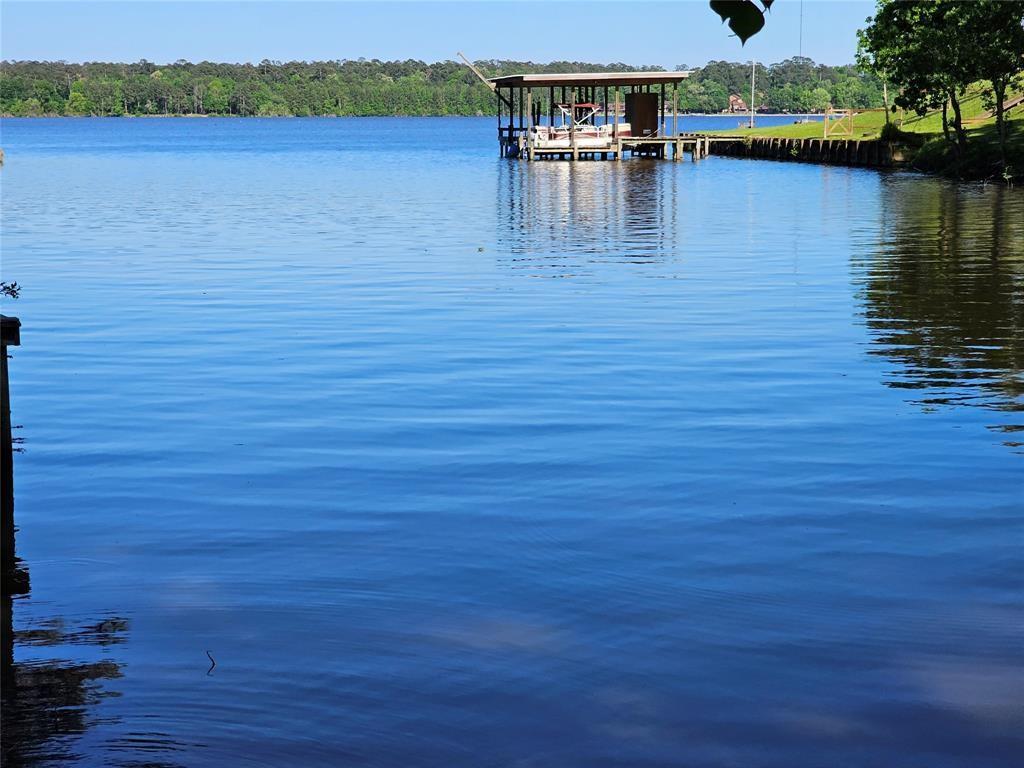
{"left": 519, "top": 135, "right": 714, "bottom": 162}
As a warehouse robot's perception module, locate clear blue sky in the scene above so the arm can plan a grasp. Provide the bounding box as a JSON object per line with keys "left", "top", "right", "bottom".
{"left": 1, "top": 1, "right": 874, "bottom": 67}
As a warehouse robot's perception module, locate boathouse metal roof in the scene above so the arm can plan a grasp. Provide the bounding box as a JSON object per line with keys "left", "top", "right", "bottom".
{"left": 489, "top": 71, "right": 690, "bottom": 88}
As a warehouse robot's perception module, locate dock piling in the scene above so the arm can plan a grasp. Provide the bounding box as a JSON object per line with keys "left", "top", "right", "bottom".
{"left": 1, "top": 315, "right": 22, "bottom": 594}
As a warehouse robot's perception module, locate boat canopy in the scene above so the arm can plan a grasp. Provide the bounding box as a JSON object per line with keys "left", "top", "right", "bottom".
{"left": 489, "top": 72, "right": 690, "bottom": 89}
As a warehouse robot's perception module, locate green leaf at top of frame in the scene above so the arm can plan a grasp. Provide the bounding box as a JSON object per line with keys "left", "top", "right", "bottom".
{"left": 709, "top": 0, "right": 767, "bottom": 44}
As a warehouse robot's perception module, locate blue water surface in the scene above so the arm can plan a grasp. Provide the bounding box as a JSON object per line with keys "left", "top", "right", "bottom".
{"left": 0, "top": 116, "right": 1021, "bottom": 768}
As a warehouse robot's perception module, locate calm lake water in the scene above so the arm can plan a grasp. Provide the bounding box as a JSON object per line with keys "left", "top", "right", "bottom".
{"left": 1, "top": 117, "right": 1021, "bottom": 767}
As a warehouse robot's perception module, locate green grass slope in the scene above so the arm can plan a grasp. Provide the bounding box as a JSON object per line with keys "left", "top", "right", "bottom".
{"left": 708, "top": 83, "right": 1024, "bottom": 181}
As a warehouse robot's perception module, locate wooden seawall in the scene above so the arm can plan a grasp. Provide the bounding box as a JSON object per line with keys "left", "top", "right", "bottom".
{"left": 702, "top": 136, "right": 910, "bottom": 169}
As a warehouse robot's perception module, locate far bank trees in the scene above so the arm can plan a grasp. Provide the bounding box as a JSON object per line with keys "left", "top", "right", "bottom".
{"left": 1, "top": 57, "right": 882, "bottom": 119}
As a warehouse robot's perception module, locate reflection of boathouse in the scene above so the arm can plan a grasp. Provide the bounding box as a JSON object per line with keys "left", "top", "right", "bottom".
{"left": 496, "top": 160, "right": 682, "bottom": 275}
{"left": 490, "top": 71, "right": 706, "bottom": 161}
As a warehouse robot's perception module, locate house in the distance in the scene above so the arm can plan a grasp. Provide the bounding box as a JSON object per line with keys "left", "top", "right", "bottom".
{"left": 727, "top": 94, "right": 748, "bottom": 113}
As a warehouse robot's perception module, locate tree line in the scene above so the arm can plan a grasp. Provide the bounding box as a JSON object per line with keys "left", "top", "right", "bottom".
{"left": 0, "top": 57, "right": 883, "bottom": 117}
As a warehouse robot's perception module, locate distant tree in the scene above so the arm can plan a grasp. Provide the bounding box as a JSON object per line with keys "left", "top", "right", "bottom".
{"left": 808, "top": 87, "right": 832, "bottom": 112}
{"left": 204, "top": 77, "right": 233, "bottom": 114}
{"left": 83, "top": 77, "right": 122, "bottom": 115}
{"left": 65, "top": 80, "right": 92, "bottom": 115}
{"left": 858, "top": 1, "right": 977, "bottom": 157}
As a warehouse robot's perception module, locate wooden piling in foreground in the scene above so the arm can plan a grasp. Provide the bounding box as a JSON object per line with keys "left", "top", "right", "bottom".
{"left": 2, "top": 315, "right": 21, "bottom": 594}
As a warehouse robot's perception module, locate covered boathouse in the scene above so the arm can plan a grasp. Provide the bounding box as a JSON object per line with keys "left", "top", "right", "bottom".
{"left": 489, "top": 71, "right": 703, "bottom": 161}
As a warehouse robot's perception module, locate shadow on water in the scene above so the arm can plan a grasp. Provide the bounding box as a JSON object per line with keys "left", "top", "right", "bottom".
{"left": 496, "top": 160, "right": 679, "bottom": 275}
{"left": 860, "top": 178, "right": 1024, "bottom": 450}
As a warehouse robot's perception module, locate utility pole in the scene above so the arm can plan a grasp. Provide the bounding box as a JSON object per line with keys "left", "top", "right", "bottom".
{"left": 749, "top": 60, "right": 756, "bottom": 130}
{"left": 799, "top": 0, "right": 804, "bottom": 58}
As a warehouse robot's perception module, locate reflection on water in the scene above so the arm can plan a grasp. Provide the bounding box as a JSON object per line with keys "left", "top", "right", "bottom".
{"left": 3, "top": 455, "right": 160, "bottom": 766}
{"left": 2, "top": 612, "right": 128, "bottom": 767}
{"left": 2, "top": 547, "right": 144, "bottom": 766}
{"left": 861, "top": 179, "right": 1024, "bottom": 449}
{"left": 498, "top": 160, "right": 680, "bottom": 274}
{"left": 4, "top": 564, "right": 194, "bottom": 767}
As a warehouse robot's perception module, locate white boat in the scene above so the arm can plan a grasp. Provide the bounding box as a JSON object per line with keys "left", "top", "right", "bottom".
{"left": 530, "top": 103, "right": 632, "bottom": 149}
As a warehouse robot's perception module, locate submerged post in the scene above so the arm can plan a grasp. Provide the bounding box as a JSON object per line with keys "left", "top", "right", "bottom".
{"left": 1, "top": 315, "right": 21, "bottom": 591}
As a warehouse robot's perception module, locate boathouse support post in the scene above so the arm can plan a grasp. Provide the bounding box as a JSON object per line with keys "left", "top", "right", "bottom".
{"left": 526, "top": 88, "right": 534, "bottom": 161}
{"left": 614, "top": 87, "right": 621, "bottom": 160}
{"left": 672, "top": 85, "right": 680, "bottom": 160}
{"left": 570, "top": 88, "right": 577, "bottom": 161}
{"left": 672, "top": 83, "right": 678, "bottom": 138}
{"left": 497, "top": 87, "right": 509, "bottom": 156}
{"left": 518, "top": 87, "right": 524, "bottom": 137}
{"left": 660, "top": 83, "right": 665, "bottom": 138}
{"left": 507, "top": 87, "right": 514, "bottom": 156}
{"left": 613, "top": 87, "right": 619, "bottom": 140}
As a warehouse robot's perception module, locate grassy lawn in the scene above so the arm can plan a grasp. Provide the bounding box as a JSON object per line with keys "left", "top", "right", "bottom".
{"left": 914, "top": 111, "right": 1024, "bottom": 181}
{"left": 713, "top": 86, "right": 1002, "bottom": 140}
{"left": 717, "top": 109, "right": 888, "bottom": 140}
{"left": 709, "top": 83, "right": 1024, "bottom": 181}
